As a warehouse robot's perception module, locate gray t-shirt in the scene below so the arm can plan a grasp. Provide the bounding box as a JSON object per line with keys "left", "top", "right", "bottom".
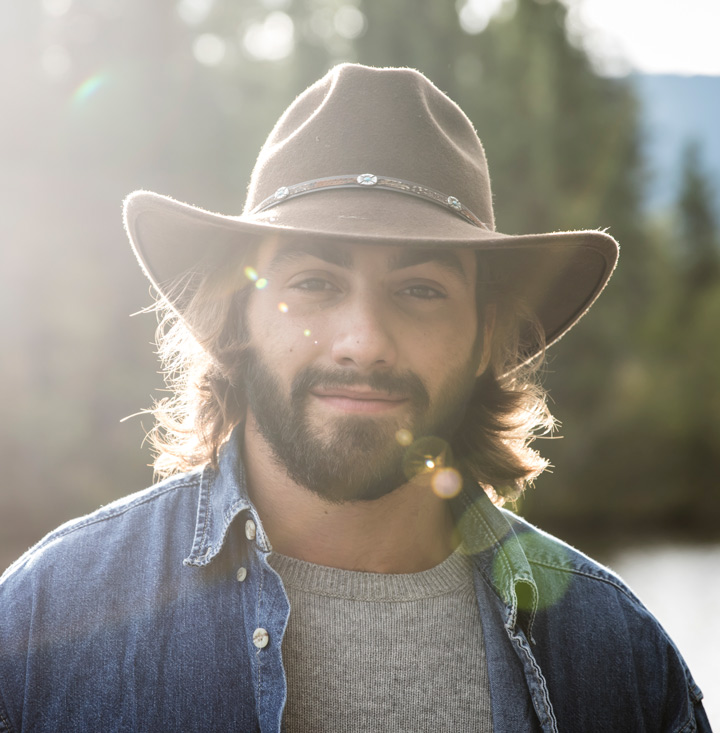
{"left": 269, "top": 548, "right": 493, "bottom": 732}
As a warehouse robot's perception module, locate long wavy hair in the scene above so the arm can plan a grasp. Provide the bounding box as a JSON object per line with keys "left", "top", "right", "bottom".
{"left": 146, "top": 249, "right": 555, "bottom": 504}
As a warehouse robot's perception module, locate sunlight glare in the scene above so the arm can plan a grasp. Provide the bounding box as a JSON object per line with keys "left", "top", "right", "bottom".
{"left": 43, "top": 0, "right": 73, "bottom": 17}
{"left": 567, "top": 0, "right": 720, "bottom": 76}
{"left": 41, "top": 45, "right": 72, "bottom": 78}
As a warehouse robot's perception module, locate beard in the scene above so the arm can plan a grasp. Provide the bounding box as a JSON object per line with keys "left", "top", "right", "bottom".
{"left": 242, "top": 347, "right": 480, "bottom": 503}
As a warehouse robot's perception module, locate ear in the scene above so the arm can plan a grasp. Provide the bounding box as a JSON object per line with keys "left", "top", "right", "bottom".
{"left": 475, "top": 303, "right": 496, "bottom": 378}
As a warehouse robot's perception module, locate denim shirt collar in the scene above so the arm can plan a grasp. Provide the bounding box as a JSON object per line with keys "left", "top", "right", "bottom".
{"left": 454, "top": 487, "right": 539, "bottom": 640}
{"left": 183, "top": 425, "right": 271, "bottom": 566}
{"left": 182, "top": 425, "right": 539, "bottom": 637}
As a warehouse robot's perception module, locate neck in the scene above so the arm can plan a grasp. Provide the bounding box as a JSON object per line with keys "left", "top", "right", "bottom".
{"left": 242, "top": 415, "right": 457, "bottom": 573}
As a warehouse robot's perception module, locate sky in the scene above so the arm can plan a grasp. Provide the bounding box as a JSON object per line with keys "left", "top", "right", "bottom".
{"left": 567, "top": 0, "right": 720, "bottom": 76}
{"left": 461, "top": 0, "right": 720, "bottom": 77}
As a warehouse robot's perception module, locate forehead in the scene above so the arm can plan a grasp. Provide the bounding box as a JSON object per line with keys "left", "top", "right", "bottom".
{"left": 256, "top": 239, "right": 476, "bottom": 282}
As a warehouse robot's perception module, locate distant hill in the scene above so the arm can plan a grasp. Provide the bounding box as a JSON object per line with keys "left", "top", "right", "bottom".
{"left": 632, "top": 73, "right": 720, "bottom": 217}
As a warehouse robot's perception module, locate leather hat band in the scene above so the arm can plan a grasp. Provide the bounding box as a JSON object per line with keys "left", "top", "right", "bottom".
{"left": 250, "top": 173, "right": 490, "bottom": 230}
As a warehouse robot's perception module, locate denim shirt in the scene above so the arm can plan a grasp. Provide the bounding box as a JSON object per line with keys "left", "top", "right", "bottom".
{"left": 0, "top": 434, "right": 710, "bottom": 733}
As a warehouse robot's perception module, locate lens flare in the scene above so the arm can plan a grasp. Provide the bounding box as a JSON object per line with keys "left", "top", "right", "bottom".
{"left": 395, "top": 429, "right": 413, "bottom": 446}
{"left": 278, "top": 302, "right": 288, "bottom": 313}
{"left": 73, "top": 74, "right": 105, "bottom": 104}
{"left": 255, "top": 278, "right": 268, "bottom": 289}
{"left": 303, "top": 329, "right": 311, "bottom": 337}
{"left": 244, "top": 266, "right": 258, "bottom": 281}
{"left": 402, "top": 436, "right": 452, "bottom": 481}
{"left": 431, "top": 467, "right": 462, "bottom": 499}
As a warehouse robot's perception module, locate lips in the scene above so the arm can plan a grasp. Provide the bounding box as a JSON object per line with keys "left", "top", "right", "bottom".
{"left": 290, "top": 366, "right": 430, "bottom": 415}
{"left": 310, "top": 387, "right": 408, "bottom": 413}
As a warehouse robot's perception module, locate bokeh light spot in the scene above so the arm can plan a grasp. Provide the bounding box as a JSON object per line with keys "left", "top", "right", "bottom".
{"left": 395, "top": 428, "right": 413, "bottom": 446}
{"left": 193, "top": 33, "right": 226, "bottom": 66}
{"left": 458, "top": 0, "right": 505, "bottom": 34}
{"left": 260, "top": 0, "right": 291, "bottom": 9}
{"left": 278, "top": 302, "right": 288, "bottom": 313}
{"left": 334, "top": 5, "right": 366, "bottom": 39}
{"left": 243, "top": 11, "right": 294, "bottom": 61}
{"left": 425, "top": 459, "right": 435, "bottom": 469}
{"left": 177, "top": 0, "right": 214, "bottom": 26}
{"left": 431, "top": 467, "right": 463, "bottom": 499}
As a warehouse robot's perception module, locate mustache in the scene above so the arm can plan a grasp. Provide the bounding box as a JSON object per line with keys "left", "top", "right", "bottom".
{"left": 290, "top": 366, "right": 430, "bottom": 409}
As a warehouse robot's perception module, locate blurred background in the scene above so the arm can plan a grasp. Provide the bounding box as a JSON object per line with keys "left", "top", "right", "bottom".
{"left": 1, "top": 0, "right": 718, "bottom": 719}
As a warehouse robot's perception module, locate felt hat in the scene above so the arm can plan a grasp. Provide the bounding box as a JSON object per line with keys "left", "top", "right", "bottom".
{"left": 124, "top": 63, "right": 618, "bottom": 361}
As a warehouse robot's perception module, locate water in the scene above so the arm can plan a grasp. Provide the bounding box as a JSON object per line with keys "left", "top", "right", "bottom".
{"left": 608, "top": 543, "right": 720, "bottom": 729}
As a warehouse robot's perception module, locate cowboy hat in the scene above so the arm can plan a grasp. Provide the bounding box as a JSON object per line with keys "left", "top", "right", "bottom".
{"left": 123, "top": 63, "right": 618, "bottom": 362}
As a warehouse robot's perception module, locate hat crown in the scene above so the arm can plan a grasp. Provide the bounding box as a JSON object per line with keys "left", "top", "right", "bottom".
{"left": 244, "top": 64, "right": 495, "bottom": 230}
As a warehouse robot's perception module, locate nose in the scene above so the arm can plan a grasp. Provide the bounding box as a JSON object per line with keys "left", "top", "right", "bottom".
{"left": 330, "top": 294, "right": 397, "bottom": 371}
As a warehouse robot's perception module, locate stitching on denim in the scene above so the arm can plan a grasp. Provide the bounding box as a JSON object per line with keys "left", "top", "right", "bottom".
{"left": 530, "top": 556, "right": 704, "bottom": 731}
{"left": 465, "top": 498, "right": 521, "bottom": 628}
{"left": 191, "top": 467, "right": 213, "bottom": 562}
{"left": 675, "top": 707, "right": 698, "bottom": 733}
{"left": 676, "top": 717, "right": 694, "bottom": 733}
{"left": 256, "top": 553, "right": 266, "bottom": 709}
{"left": 218, "top": 499, "right": 251, "bottom": 552}
{"left": 527, "top": 559, "right": 646, "bottom": 603}
{"left": 513, "top": 632, "right": 559, "bottom": 733}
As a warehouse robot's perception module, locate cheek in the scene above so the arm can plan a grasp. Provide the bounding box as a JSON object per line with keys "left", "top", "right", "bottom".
{"left": 408, "top": 316, "right": 479, "bottom": 382}
{"left": 247, "top": 294, "right": 321, "bottom": 360}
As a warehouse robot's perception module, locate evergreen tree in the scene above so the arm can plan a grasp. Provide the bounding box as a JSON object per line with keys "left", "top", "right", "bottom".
{"left": 677, "top": 139, "right": 720, "bottom": 290}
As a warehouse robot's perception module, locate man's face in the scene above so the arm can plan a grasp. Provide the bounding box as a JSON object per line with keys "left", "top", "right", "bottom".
{"left": 242, "top": 240, "right": 485, "bottom": 502}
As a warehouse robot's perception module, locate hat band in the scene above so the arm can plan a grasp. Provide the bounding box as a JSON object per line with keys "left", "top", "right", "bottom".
{"left": 250, "top": 173, "right": 489, "bottom": 230}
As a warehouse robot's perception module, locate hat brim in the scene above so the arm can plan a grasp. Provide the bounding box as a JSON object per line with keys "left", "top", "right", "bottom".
{"left": 124, "top": 190, "right": 618, "bottom": 361}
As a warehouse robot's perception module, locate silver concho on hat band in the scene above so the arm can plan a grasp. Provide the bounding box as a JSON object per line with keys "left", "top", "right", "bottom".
{"left": 250, "top": 174, "right": 489, "bottom": 230}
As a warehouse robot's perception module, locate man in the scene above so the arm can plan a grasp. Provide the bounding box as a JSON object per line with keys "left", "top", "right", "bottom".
{"left": 0, "top": 64, "right": 710, "bottom": 732}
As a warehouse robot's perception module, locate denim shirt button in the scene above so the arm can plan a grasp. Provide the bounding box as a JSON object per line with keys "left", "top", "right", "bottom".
{"left": 236, "top": 567, "right": 247, "bottom": 582}
{"left": 245, "top": 519, "right": 257, "bottom": 541}
{"left": 253, "top": 628, "right": 269, "bottom": 649}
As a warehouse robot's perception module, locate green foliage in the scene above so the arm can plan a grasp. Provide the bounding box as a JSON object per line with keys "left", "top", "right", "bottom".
{"left": 677, "top": 140, "right": 720, "bottom": 289}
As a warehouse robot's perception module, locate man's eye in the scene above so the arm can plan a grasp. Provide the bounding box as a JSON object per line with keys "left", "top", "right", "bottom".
{"left": 293, "top": 278, "right": 337, "bottom": 292}
{"left": 400, "top": 285, "right": 446, "bottom": 300}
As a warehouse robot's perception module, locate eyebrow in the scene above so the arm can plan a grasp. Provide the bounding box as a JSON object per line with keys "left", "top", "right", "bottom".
{"left": 266, "top": 241, "right": 352, "bottom": 275}
{"left": 388, "top": 248, "right": 468, "bottom": 281}
{"left": 265, "top": 241, "right": 467, "bottom": 282}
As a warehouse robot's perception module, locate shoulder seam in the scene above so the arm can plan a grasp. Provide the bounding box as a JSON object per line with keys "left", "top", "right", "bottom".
{"left": 527, "top": 558, "right": 640, "bottom": 602}
{"left": 4, "top": 474, "right": 203, "bottom": 575}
